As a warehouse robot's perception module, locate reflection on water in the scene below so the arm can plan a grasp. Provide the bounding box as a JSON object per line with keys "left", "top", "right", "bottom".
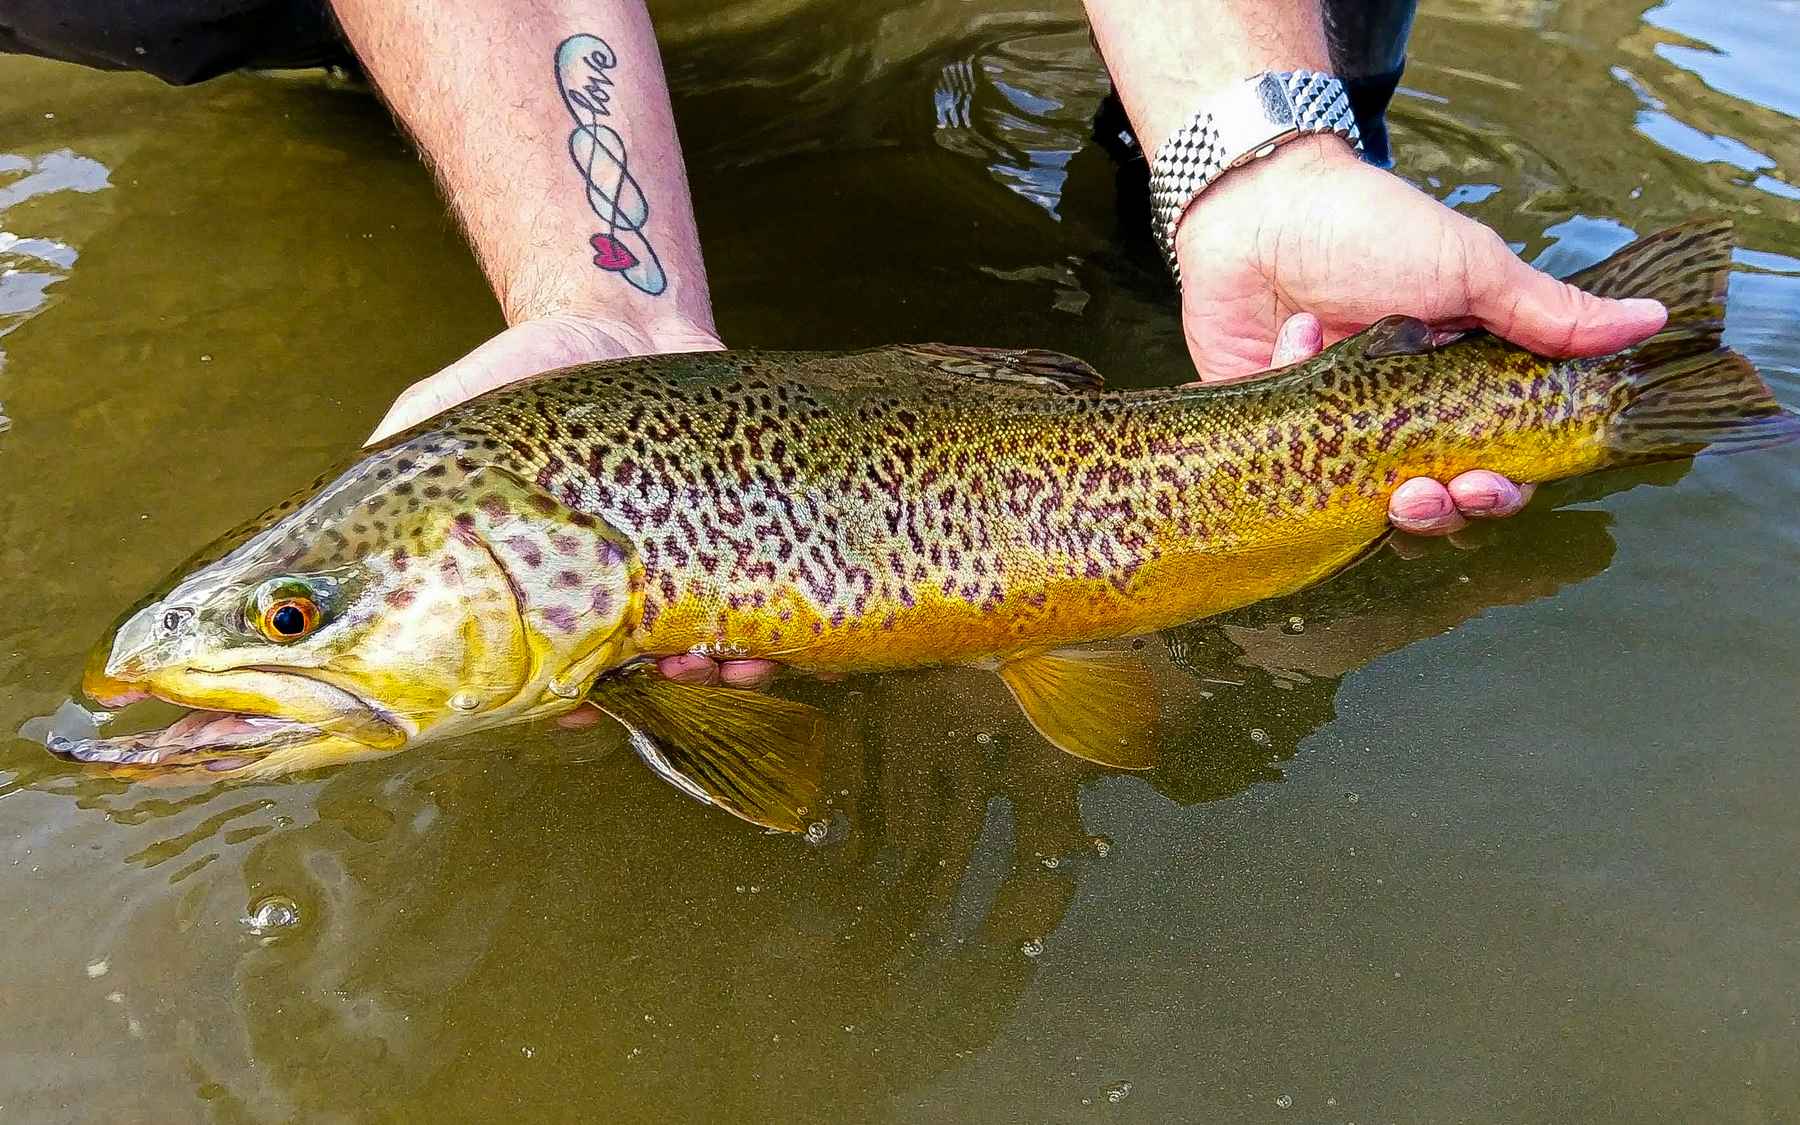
{"left": 0, "top": 0, "right": 1797, "bottom": 1121}
{"left": 1643, "top": 0, "right": 1800, "bottom": 119}
{"left": 931, "top": 26, "right": 1107, "bottom": 218}
{"left": 0, "top": 148, "right": 110, "bottom": 433}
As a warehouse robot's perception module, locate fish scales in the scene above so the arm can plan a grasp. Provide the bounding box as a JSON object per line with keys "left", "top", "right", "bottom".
{"left": 386, "top": 336, "right": 1610, "bottom": 674}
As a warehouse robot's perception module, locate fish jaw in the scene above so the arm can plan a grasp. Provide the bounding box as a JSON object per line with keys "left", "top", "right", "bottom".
{"left": 47, "top": 717, "right": 398, "bottom": 782}
{"left": 51, "top": 661, "right": 412, "bottom": 778}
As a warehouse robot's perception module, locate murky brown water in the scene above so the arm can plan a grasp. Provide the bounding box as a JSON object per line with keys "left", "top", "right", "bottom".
{"left": 2, "top": 1, "right": 1798, "bottom": 1121}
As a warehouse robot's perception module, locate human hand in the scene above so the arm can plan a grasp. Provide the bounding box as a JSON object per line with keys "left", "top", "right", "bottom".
{"left": 1174, "top": 136, "right": 1668, "bottom": 536}
{"left": 365, "top": 312, "right": 726, "bottom": 444}
{"left": 556, "top": 654, "right": 780, "bottom": 729}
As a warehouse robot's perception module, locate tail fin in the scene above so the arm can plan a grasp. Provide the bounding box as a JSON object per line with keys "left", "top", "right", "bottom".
{"left": 1577, "top": 219, "right": 1800, "bottom": 460}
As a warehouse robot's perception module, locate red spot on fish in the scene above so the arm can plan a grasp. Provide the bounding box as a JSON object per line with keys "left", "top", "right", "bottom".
{"left": 591, "top": 234, "right": 638, "bottom": 272}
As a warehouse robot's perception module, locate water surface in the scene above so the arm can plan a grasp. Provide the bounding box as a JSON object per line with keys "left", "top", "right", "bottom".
{"left": 1, "top": 1, "right": 1797, "bottom": 1121}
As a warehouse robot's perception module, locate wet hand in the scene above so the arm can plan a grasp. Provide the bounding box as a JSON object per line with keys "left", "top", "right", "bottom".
{"left": 1174, "top": 136, "right": 1666, "bottom": 537}
{"left": 366, "top": 313, "right": 725, "bottom": 444}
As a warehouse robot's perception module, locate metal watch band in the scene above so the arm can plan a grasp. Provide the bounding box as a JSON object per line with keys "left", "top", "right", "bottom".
{"left": 1148, "top": 70, "right": 1363, "bottom": 284}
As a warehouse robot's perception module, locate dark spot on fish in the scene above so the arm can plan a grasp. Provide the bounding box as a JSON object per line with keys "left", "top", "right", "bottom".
{"left": 542, "top": 606, "right": 579, "bottom": 633}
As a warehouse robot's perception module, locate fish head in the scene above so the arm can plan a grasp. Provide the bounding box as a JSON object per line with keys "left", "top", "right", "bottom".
{"left": 62, "top": 441, "right": 628, "bottom": 779}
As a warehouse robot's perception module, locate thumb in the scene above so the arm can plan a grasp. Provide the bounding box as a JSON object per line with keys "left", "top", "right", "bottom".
{"left": 1467, "top": 235, "right": 1667, "bottom": 357}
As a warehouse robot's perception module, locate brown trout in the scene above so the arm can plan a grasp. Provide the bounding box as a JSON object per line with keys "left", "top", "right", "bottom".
{"left": 47, "top": 221, "right": 1798, "bottom": 830}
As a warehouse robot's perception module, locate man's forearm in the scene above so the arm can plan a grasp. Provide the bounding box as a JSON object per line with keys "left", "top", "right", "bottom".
{"left": 1082, "top": 0, "right": 1332, "bottom": 155}
{"left": 330, "top": 0, "right": 714, "bottom": 339}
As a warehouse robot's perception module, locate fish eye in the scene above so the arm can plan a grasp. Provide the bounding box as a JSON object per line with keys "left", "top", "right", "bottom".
{"left": 259, "top": 597, "right": 321, "bottom": 642}
{"left": 247, "top": 576, "right": 339, "bottom": 643}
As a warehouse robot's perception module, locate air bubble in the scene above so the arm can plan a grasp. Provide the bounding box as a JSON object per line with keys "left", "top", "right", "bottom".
{"left": 1020, "top": 937, "right": 1044, "bottom": 958}
{"left": 1039, "top": 855, "right": 1061, "bottom": 870}
{"left": 1090, "top": 835, "right": 1113, "bottom": 858}
{"left": 244, "top": 895, "right": 301, "bottom": 936}
{"left": 1249, "top": 728, "right": 1270, "bottom": 746}
{"left": 1105, "top": 1081, "right": 1133, "bottom": 1104}
{"left": 1275, "top": 1093, "right": 1293, "bottom": 1109}
{"left": 1285, "top": 615, "right": 1305, "bottom": 634}
{"left": 975, "top": 732, "right": 993, "bottom": 746}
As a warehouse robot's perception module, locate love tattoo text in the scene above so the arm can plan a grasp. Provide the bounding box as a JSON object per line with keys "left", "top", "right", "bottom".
{"left": 555, "top": 34, "right": 666, "bottom": 296}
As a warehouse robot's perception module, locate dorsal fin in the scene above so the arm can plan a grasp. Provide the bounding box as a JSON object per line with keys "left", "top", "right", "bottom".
{"left": 896, "top": 343, "right": 1105, "bottom": 391}
{"left": 1360, "top": 315, "right": 1469, "bottom": 358}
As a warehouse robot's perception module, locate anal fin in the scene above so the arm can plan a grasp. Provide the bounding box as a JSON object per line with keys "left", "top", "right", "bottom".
{"left": 997, "top": 649, "right": 1158, "bottom": 770}
{"left": 589, "top": 665, "right": 825, "bottom": 832}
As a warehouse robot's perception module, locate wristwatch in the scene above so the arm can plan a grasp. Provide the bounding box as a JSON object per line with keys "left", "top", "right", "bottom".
{"left": 1148, "top": 70, "right": 1363, "bottom": 284}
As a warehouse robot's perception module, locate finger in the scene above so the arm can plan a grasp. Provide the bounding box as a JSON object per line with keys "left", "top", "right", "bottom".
{"left": 1445, "top": 471, "right": 1536, "bottom": 519}
{"left": 366, "top": 386, "right": 435, "bottom": 445}
{"left": 556, "top": 703, "right": 605, "bottom": 729}
{"left": 1268, "top": 312, "right": 1325, "bottom": 368}
{"left": 656, "top": 652, "right": 721, "bottom": 685}
{"left": 1467, "top": 234, "right": 1667, "bottom": 357}
{"left": 1388, "top": 477, "right": 1469, "bottom": 536}
{"left": 717, "top": 659, "right": 781, "bottom": 690}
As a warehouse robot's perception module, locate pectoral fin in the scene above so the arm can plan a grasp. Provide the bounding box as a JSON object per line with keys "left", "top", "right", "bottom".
{"left": 588, "top": 665, "right": 825, "bottom": 832}
{"left": 997, "top": 649, "right": 1158, "bottom": 770}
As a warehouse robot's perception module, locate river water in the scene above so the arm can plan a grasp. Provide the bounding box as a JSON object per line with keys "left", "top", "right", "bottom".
{"left": 1, "top": 1, "right": 1796, "bottom": 1121}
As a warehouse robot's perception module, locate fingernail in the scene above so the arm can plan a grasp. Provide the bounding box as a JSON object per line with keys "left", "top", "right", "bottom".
{"left": 1398, "top": 490, "right": 1454, "bottom": 520}
{"left": 1459, "top": 484, "right": 1506, "bottom": 514}
{"left": 1619, "top": 297, "right": 1667, "bottom": 323}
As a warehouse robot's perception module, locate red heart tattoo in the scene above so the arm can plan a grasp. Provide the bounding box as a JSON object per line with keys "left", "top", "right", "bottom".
{"left": 590, "top": 233, "right": 639, "bottom": 272}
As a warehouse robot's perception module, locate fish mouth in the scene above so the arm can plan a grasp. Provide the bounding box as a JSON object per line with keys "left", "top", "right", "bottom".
{"left": 43, "top": 708, "right": 326, "bottom": 772}
{"left": 38, "top": 667, "right": 407, "bottom": 776}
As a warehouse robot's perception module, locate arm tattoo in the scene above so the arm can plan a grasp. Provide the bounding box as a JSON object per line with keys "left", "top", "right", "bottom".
{"left": 555, "top": 34, "right": 666, "bottom": 296}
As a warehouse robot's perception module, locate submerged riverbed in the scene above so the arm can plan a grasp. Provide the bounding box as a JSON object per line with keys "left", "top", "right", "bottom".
{"left": 1, "top": 1, "right": 1797, "bottom": 1120}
